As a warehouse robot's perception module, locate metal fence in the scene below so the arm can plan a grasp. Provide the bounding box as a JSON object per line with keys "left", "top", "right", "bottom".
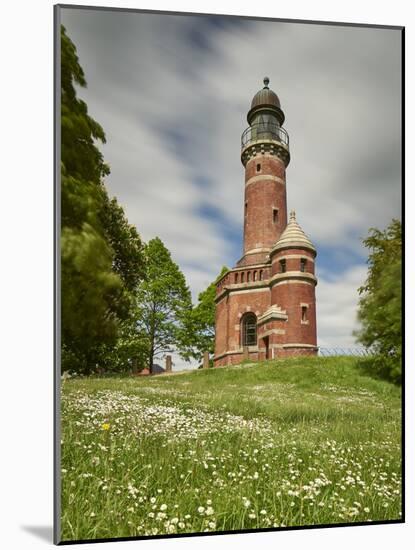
{"left": 318, "top": 347, "right": 374, "bottom": 357}
{"left": 241, "top": 122, "right": 289, "bottom": 149}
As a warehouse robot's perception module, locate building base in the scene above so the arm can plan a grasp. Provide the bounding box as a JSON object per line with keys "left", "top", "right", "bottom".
{"left": 214, "top": 345, "right": 318, "bottom": 367}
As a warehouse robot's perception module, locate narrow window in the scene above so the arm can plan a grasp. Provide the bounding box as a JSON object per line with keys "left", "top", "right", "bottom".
{"left": 279, "top": 259, "right": 286, "bottom": 273}
{"left": 245, "top": 202, "right": 248, "bottom": 216}
{"left": 300, "top": 258, "right": 307, "bottom": 272}
{"left": 256, "top": 163, "right": 261, "bottom": 172}
{"left": 273, "top": 208, "right": 278, "bottom": 223}
{"left": 253, "top": 271, "right": 257, "bottom": 281}
{"left": 301, "top": 306, "right": 308, "bottom": 322}
{"left": 241, "top": 272, "right": 245, "bottom": 283}
{"left": 242, "top": 313, "right": 257, "bottom": 346}
{"left": 259, "top": 270, "right": 263, "bottom": 281}
{"left": 235, "top": 273, "right": 238, "bottom": 284}
{"left": 247, "top": 271, "right": 251, "bottom": 282}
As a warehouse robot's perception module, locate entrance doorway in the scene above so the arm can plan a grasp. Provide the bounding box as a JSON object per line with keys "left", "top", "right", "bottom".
{"left": 263, "top": 336, "right": 270, "bottom": 360}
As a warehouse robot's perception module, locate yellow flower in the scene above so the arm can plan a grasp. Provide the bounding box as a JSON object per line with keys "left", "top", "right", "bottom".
{"left": 102, "top": 423, "right": 111, "bottom": 431}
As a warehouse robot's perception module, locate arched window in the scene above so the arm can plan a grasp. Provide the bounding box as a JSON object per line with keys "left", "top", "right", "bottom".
{"left": 241, "top": 272, "right": 245, "bottom": 283}
{"left": 242, "top": 313, "right": 257, "bottom": 346}
{"left": 253, "top": 270, "right": 257, "bottom": 281}
{"left": 235, "top": 273, "right": 238, "bottom": 284}
{"left": 247, "top": 271, "right": 251, "bottom": 282}
{"left": 259, "top": 270, "right": 263, "bottom": 281}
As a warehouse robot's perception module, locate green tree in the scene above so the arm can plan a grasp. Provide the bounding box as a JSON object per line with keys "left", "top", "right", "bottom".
{"left": 60, "top": 25, "right": 145, "bottom": 373}
{"left": 355, "top": 219, "right": 402, "bottom": 384}
{"left": 179, "top": 266, "right": 229, "bottom": 363}
{"left": 135, "top": 238, "right": 192, "bottom": 373}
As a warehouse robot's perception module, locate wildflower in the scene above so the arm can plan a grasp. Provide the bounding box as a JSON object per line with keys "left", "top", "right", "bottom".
{"left": 101, "top": 423, "right": 110, "bottom": 431}
{"left": 198, "top": 506, "right": 205, "bottom": 514}
{"left": 205, "top": 506, "right": 214, "bottom": 516}
{"left": 160, "top": 504, "right": 167, "bottom": 511}
{"left": 248, "top": 513, "right": 256, "bottom": 519}
{"left": 150, "top": 497, "right": 156, "bottom": 504}
{"left": 364, "top": 507, "right": 370, "bottom": 513}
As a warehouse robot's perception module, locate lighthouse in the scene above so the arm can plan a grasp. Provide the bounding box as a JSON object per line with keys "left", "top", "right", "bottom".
{"left": 214, "top": 77, "right": 318, "bottom": 366}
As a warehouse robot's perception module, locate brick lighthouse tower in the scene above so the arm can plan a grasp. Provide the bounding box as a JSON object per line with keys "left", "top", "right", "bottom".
{"left": 214, "top": 77, "right": 318, "bottom": 366}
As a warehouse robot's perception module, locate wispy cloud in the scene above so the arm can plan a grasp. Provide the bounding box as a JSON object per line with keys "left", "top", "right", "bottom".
{"left": 61, "top": 8, "right": 401, "bottom": 352}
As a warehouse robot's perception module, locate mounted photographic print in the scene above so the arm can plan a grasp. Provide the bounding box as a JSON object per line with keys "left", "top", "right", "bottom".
{"left": 54, "top": 4, "right": 404, "bottom": 545}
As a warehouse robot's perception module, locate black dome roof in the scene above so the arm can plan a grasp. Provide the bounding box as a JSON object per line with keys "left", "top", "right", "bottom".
{"left": 251, "top": 77, "right": 281, "bottom": 109}
{"left": 247, "top": 77, "right": 285, "bottom": 126}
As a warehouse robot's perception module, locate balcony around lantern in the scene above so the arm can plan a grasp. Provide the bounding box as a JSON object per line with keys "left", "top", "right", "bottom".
{"left": 241, "top": 122, "right": 289, "bottom": 151}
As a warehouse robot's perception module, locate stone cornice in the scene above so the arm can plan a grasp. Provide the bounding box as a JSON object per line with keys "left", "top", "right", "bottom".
{"left": 257, "top": 306, "right": 288, "bottom": 325}
{"left": 215, "top": 281, "right": 270, "bottom": 303}
{"left": 245, "top": 174, "right": 285, "bottom": 188}
{"left": 269, "top": 271, "right": 317, "bottom": 287}
{"left": 241, "top": 140, "right": 290, "bottom": 168}
{"left": 216, "top": 270, "right": 317, "bottom": 302}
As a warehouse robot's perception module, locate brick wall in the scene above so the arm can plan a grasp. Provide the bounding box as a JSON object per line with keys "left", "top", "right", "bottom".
{"left": 243, "top": 154, "right": 287, "bottom": 262}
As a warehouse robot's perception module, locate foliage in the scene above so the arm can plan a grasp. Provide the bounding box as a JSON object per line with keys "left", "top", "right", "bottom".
{"left": 179, "top": 266, "right": 229, "bottom": 363}
{"left": 135, "top": 237, "right": 193, "bottom": 372}
{"left": 60, "top": 26, "right": 145, "bottom": 374}
{"left": 61, "top": 25, "right": 109, "bottom": 184}
{"left": 100, "top": 195, "right": 146, "bottom": 292}
{"left": 355, "top": 219, "right": 402, "bottom": 384}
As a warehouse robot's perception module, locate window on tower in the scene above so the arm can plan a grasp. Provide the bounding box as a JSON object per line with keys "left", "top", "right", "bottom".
{"left": 301, "top": 306, "right": 308, "bottom": 322}
{"left": 273, "top": 208, "right": 279, "bottom": 223}
{"left": 242, "top": 313, "right": 257, "bottom": 346}
{"left": 279, "top": 259, "right": 286, "bottom": 273}
{"left": 300, "top": 258, "right": 307, "bottom": 272}
{"left": 256, "top": 163, "right": 261, "bottom": 172}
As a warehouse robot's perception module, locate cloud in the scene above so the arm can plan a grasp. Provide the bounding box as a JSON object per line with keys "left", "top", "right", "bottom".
{"left": 316, "top": 264, "right": 367, "bottom": 348}
{"left": 60, "top": 8, "right": 401, "bottom": 348}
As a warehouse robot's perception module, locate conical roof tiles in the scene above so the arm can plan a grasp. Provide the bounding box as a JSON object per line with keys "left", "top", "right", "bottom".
{"left": 273, "top": 211, "right": 316, "bottom": 253}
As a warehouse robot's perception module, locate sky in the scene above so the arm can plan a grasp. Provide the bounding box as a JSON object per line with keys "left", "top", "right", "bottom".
{"left": 60, "top": 7, "right": 402, "bottom": 367}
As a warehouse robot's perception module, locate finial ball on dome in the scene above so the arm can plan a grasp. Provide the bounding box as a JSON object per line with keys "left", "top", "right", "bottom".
{"left": 289, "top": 210, "right": 296, "bottom": 221}
{"left": 263, "top": 76, "right": 270, "bottom": 88}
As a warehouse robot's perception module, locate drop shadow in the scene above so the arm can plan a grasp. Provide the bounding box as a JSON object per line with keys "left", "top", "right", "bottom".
{"left": 21, "top": 525, "right": 53, "bottom": 543}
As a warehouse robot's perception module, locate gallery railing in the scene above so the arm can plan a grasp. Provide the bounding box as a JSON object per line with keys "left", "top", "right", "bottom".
{"left": 241, "top": 122, "right": 289, "bottom": 150}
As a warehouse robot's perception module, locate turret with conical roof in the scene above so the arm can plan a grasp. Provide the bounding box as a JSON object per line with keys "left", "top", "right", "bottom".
{"left": 272, "top": 210, "right": 316, "bottom": 254}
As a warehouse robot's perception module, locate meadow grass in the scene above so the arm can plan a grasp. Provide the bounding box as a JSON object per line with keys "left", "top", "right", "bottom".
{"left": 60, "top": 356, "right": 402, "bottom": 541}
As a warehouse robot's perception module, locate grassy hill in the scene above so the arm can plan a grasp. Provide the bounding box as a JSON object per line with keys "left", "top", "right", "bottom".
{"left": 60, "top": 356, "right": 402, "bottom": 542}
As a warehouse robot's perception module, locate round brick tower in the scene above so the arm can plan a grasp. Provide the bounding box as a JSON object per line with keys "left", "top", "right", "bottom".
{"left": 239, "top": 77, "right": 290, "bottom": 268}
{"left": 214, "top": 78, "right": 318, "bottom": 366}
{"left": 269, "top": 210, "right": 318, "bottom": 357}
